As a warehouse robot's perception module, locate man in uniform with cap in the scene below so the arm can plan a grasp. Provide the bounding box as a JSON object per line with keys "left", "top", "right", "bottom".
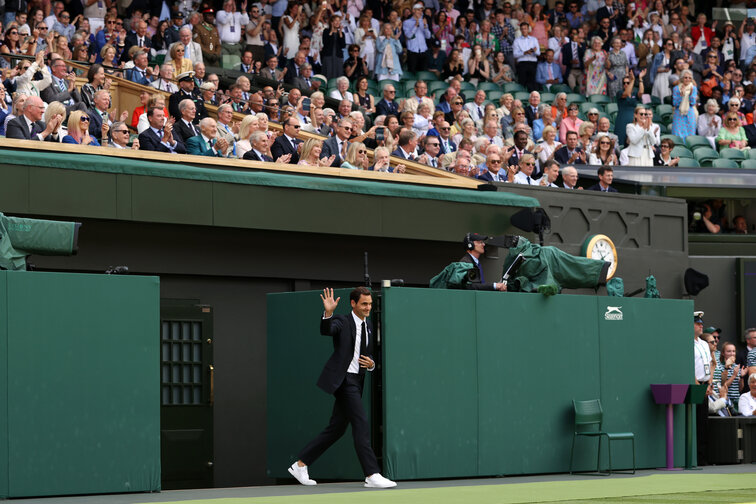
{"left": 693, "top": 311, "right": 713, "bottom": 465}
{"left": 169, "top": 71, "right": 208, "bottom": 123}
{"left": 195, "top": 6, "right": 222, "bottom": 67}
{"left": 459, "top": 234, "right": 508, "bottom": 291}
{"left": 165, "top": 11, "right": 186, "bottom": 47}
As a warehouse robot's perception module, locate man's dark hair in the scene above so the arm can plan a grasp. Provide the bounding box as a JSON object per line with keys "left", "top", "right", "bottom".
{"left": 598, "top": 166, "right": 613, "bottom": 176}
{"left": 566, "top": 130, "right": 578, "bottom": 138}
{"left": 398, "top": 129, "right": 416, "bottom": 147}
{"left": 147, "top": 106, "right": 162, "bottom": 117}
{"left": 514, "top": 130, "right": 528, "bottom": 140}
{"left": 350, "top": 286, "right": 371, "bottom": 303}
{"left": 543, "top": 159, "right": 559, "bottom": 171}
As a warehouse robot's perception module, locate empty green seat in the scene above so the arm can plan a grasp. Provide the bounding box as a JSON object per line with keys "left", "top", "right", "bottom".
{"left": 415, "top": 71, "right": 436, "bottom": 81}
{"left": 655, "top": 104, "right": 674, "bottom": 122}
{"left": 740, "top": 159, "right": 756, "bottom": 169}
{"left": 747, "top": 149, "right": 756, "bottom": 159}
{"left": 402, "top": 80, "right": 417, "bottom": 93}
{"left": 685, "top": 135, "right": 712, "bottom": 150}
{"left": 478, "top": 82, "right": 501, "bottom": 92}
{"left": 513, "top": 91, "right": 530, "bottom": 102}
{"left": 712, "top": 158, "right": 739, "bottom": 169}
{"left": 676, "top": 157, "right": 701, "bottom": 168}
{"left": 428, "top": 80, "right": 448, "bottom": 94}
{"left": 720, "top": 148, "right": 746, "bottom": 161}
{"left": 570, "top": 399, "right": 635, "bottom": 475}
{"left": 549, "top": 83, "right": 571, "bottom": 94}
{"left": 540, "top": 92, "right": 556, "bottom": 103}
{"left": 606, "top": 103, "right": 618, "bottom": 115}
{"left": 662, "top": 134, "right": 685, "bottom": 146}
{"left": 589, "top": 94, "right": 610, "bottom": 104}
{"left": 503, "top": 82, "right": 526, "bottom": 93}
{"left": 671, "top": 146, "right": 694, "bottom": 158}
{"left": 401, "top": 71, "right": 417, "bottom": 81}
{"left": 487, "top": 90, "right": 503, "bottom": 103}
{"left": 566, "top": 93, "right": 585, "bottom": 104}
{"left": 459, "top": 81, "right": 476, "bottom": 92}
{"left": 694, "top": 147, "right": 719, "bottom": 164}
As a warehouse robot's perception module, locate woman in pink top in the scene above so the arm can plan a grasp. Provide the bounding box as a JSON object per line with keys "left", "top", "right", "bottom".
{"left": 559, "top": 103, "right": 583, "bottom": 144}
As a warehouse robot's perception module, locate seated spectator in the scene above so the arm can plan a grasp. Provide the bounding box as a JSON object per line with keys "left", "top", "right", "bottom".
{"left": 534, "top": 125, "right": 561, "bottom": 169}
{"left": 131, "top": 90, "right": 151, "bottom": 129}
{"left": 138, "top": 107, "right": 186, "bottom": 153}
{"left": 533, "top": 104, "right": 556, "bottom": 142}
{"left": 716, "top": 342, "right": 746, "bottom": 408}
{"left": 0, "top": 84, "right": 11, "bottom": 135}
{"left": 271, "top": 117, "right": 302, "bottom": 164}
{"left": 536, "top": 160, "right": 561, "bottom": 187}
{"left": 392, "top": 129, "right": 419, "bottom": 160}
{"left": 371, "top": 146, "right": 406, "bottom": 173}
{"left": 481, "top": 119, "right": 504, "bottom": 147}
{"left": 302, "top": 107, "right": 330, "bottom": 136}
{"left": 320, "top": 118, "right": 353, "bottom": 166}
{"left": 589, "top": 134, "right": 619, "bottom": 166}
{"left": 63, "top": 110, "right": 100, "bottom": 146}
{"left": 42, "top": 101, "right": 67, "bottom": 142}
{"left": 724, "top": 98, "right": 747, "bottom": 126}
{"left": 465, "top": 90, "right": 487, "bottom": 125}
{"left": 298, "top": 138, "right": 336, "bottom": 167}
{"left": 343, "top": 44, "right": 369, "bottom": 81}
{"left": 536, "top": 49, "right": 563, "bottom": 91}
{"left": 561, "top": 165, "right": 582, "bottom": 189}
{"left": 513, "top": 154, "right": 538, "bottom": 185}
{"left": 89, "top": 89, "right": 128, "bottom": 144}
{"left": 100, "top": 44, "right": 122, "bottom": 75}
{"left": 353, "top": 76, "right": 375, "bottom": 115}
{"left": 149, "top": 64, "right": 179, "bottom": 93}
{"left": 107, "top": 121, "right": 139, "bottom": 150}
{"left": 81, "top": 63, "right": 110, "bottom": 111}
{"left": 236, "top": 114, "right": 260, "bottom": 159}
{"left": 587, "top": 166, "right": 617, "bottom": 192}
{"left": 579, "top": 122, "right": 596, "bottom": 156}
{"left": 124, "top": 51, "right": 157, "bottom": 85}
{"left": 6, "top": 95, "right": 62, "bottom": 141}
{"left": 594, "top": 117, "right": 620, "bottom": 153}
{"left": 173, "top": 99, "right": 200, "bottom": 143}
{"left": 401, "top": 80, "right": 435, "bottom": 115}
{"left": 186, "top": 118, "right": 231, "bottom": 157}
{"left": 732, "top": 216, "right": 748, "bottom": 235}
{"left": 413, "top": 103, "right": 432, "bottom": 136}
{"left": 453, "top": 118, "right": 478, "bottom": 148}
{"left": 167, "top": 43, "right": 193, "bottom": 76}
{"left": 341, "top": 142, "right": 369, "bottom": 170}
{"left": 138, "top": 95, "right": 168, "bottom": 134}
{"left": 41, "top": 58, "right": 82, "bottom": 111}
{"left": 15, "top": 52, "right": 51, "bottom": 99}
{"left": 169, "top": 72, "right": 207, "bottom": 122}
{"left": 717, "top": 112, "right": 748, "bottom": 150}
{"left": 451, "top": 150, "right": 477, "bottom": 177}
{"left": 328, "top": 77, "right": 353, "bottom": 103}
{"left": 4, "top": 94, "right": 27, "bottom": 135}
{"left": 550, "top": 93, "right": 567, "bottom": 128}
{"left": 491, "top": 51, "right": 514, "bottom": 85}
{"left": 739, "top": 374, "right": 756, "bottom": 416}
{"left": 554, "top": 130, "right": 586, "bottom": 165}
{"left": 477, "top": 150, "right": 508, "bottom": 182}
{"left": 417, "top": 135, "right": 441, "bottom": 169}
{"left": 653, "top": 138, "right": 680, "bottom": 166}
{"left": 503, "top": 108, "right": 532, "bottom": 140}
{"left": 243, "top": 131, "right": 273, "bottom": 162}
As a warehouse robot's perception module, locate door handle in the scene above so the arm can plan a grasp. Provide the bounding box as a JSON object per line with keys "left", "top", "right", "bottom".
{"left": 209, "top": 364, "right": 214, "bottom": 405}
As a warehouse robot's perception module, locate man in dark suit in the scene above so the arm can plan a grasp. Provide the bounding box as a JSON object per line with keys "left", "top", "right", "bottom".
{"left": 554, "top": 130, "right": 586, "bottom": 165}
{"left": 291, "top": 63, "right": 317, "bottom": 93}
{"left": 477, "top": 152, "right": 507, "bottom": 182}
{"left": 270, "top": 117, "right": 301, "bottom": 164}
{"left": 391, "top": 130, "right": 419, "bottom": 160}
{"left": 5, "top": 96, "right": 62, "bottom": 141}
{"left": 596, "top": 0, "right": 621, "bottom": 30}
{"left": 586, "top": 166, "right": 618, "bottom": 192}
{"left": 173, "top": 98, "right": 200, "bottom": 144}
{"left": 508, "top": 131, "right": 532, "bottom": 168}
{"left": 436, "top": 121, "right": 457, "bottom": 154}
{"left": 186, "top": 118, "right": 231, "bottom": 157}
{"left": 169, "top": 71, "right": 207, "bottom": 122}
{"left": 120, "top": 20, "right": 152, "bottom": 63}
{"left": 289, "top": 287, "right": 397, "bottom": 489}
{"left": 523, "top": 91, "right": 541, "bottom": 129}
{"left": 138, "top": 107, "right": 186, "bottom": 153}
{"left": 563, "top": 30, "right": 586, "bottom": 92}
{"left": 459, "top": 234, "right": 508, "bottom": 291}
{"left": 283, "top": 50, "right": 306, "bottom": 85}
{"left": 375, "top": 84, "right": 399, "bottom": 117}
{"left": 320, "top": 117, "right": 353, "bottom": 166}
{"left": 242, "top": 131, "right": 274, "bottom": 162}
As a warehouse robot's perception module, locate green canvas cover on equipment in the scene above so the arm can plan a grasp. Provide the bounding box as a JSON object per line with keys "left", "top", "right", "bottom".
{"left": 0, "top": 213, "right": 78, "bottom": 271}
{"left": 502, "top": 237, "right": 606, "bottom": 294}
{"left": 429, "top": 262, "right": 476, "bottom": 289}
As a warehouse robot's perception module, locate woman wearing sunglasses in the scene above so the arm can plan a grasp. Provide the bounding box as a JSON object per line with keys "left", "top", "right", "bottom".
{"left": 716, "top": 112, "right": 748, "bottom": 150}
{"left": 341, "top": 142, "right": 368, "bottom": 170}
{"left": 62, "top": 110, "right": 100, "bottom": 146}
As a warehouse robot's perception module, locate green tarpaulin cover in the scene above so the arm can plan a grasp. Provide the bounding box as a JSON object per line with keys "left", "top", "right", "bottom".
{"left": 429, "top": 262, "right": 476, "bottom": 289}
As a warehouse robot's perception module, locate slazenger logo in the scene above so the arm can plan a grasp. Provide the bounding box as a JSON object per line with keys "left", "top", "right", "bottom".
{"left": 604, "top": 306, "right": 623, "bottom": 321}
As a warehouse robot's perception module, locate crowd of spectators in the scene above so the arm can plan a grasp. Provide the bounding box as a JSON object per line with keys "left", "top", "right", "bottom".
{"left": 0, "top": 0, "right": 755, "bottom": 184}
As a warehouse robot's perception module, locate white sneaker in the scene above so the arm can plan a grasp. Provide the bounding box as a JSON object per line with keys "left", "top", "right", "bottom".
{"left": 288, "top": 462, "right": 317, "bottom": 486}
{"left": 364, "top": 473, "right": 397, "bottom": 488}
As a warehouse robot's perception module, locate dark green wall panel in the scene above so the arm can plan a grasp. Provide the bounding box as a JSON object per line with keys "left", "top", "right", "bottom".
{"left": 382, "top": 288, "right": 479, "bottom": 479}
{"left": 131, "top": 177, "right": 213, "bottom": 225}
{"left": 0, "top": 272, "right": 7, "bottom": 498}
{"left": 29, "top": 168, "right": 118, "bottom": 218}
{"left": 0, "top": 164, "right": 29, "bottom": 213}
{"left": 1, "top": 271, "right": 161, "bottom": 498}
{"left": 266, "top": 290, "right": 370, "bottom": 481}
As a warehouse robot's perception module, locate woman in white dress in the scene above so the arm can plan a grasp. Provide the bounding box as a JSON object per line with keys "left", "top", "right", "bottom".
{"left": 354, "top": 15, "right": 376, "bottom": 76}
{"left": 626, "top": 105, "right": 659, "bottom": 166}
{"left": 280, "top": 3, "right": 301, "bottom": 61}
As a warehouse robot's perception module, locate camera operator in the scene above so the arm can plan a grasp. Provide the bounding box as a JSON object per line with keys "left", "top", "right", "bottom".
{"left": 459, "top": 233, "right": 507, "bottom": 291}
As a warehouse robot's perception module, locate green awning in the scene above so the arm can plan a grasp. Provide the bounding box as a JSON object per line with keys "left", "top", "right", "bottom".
{"left": 0, "top": 149, "right": 539, "bottom": 208}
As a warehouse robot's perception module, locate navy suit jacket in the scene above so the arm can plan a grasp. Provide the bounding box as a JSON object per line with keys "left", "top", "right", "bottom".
{"left": 270, "top": 134, "right": 300, "bottom": 164}
{"left": 375, "top": 98, "right": 399, "bottom": 117}
{"left": 554, "top": 146, "right": 583, "bottom": 165}
{"left": 5, "top": 116, "right": 54, "bottom": 141}
{"left": 138, "top": 128, "right": 186, "bottom": 153}
{"left": 478, "top": 170, "right": 506, "bottom": 182}
{"left": 243, "top": 149, "right": 273, "bottom": 162}
{"left": 562, "top": 40, "right": 586, "bottom": 73}
{"left": 587, "top": 183, "right": 618, "bottom": 192}
{"left": 88, "top": 107, "right": 108, "bottom": 142}
{"left": 317, "top": 314, "right": 374, "bottom": 394}
{"left": 320, "top": 136, "right": 345, "bottom": 166}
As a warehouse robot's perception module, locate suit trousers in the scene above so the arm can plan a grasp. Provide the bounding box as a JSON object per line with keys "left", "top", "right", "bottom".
{"left": 567, "top": 69, "right": 584, "bottom": 93}
{"left": 406, "top": 50, "right": 428, "bottom": 73}
{"left": 298, "top": 373, "right": 380, "bottom": 476}
{"left": 517, "top": 61, "right": 538, "bottom": 92}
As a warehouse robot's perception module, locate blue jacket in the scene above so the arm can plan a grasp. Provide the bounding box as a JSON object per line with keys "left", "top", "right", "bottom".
{"left": 375, "top": 37, "right": 403, "bottom": 79}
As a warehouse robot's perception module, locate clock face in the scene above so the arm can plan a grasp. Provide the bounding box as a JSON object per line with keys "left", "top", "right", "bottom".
{"left": 590, "top": 239, "right": 617, "bottom": 278}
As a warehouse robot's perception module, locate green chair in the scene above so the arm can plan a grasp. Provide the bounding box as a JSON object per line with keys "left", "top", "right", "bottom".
{"left": 580, "top": 102, "right": 603, "bottom": 115}
{"left": 655, "top": 104, "right": 674, "bottom": 123}
{"left": 657, "top": 123, "right": 668, "bottom": 134}
{"left": 676, "top": 157, "right": 701, "bottom": 168}
{"left": 566, "top": 93, "right": 585, "bottom": 104}
{"left": 570, "top": 399, "right": 635, "bottom": 476}
{"left": 415, "top": 71, "right": 436, "bottom": 81}
{"left": 401, "top": 71, "right": 417, "bottom": 81}
{"left": 478, "top": 82, "right": 501, "bottom": 92}
{"left": 459, "top": 81, "right": 476, "bottom": 92}
{"left": 503, "top": 82, "right": 526, "bottom": 93}
{"left": 487, "top": 90, "right": 503, "bottom": 103}
{"left": 685, "top": 135, "right": 712, "bottom": 151}
{"left": 605, "top": 103, "right": 618, "bottom": 116}
{"left": 740, "top": 159, "right": 756, "bottom": 169}
{"left": 747, "top": 149, "right": 756, "bottom": 159}
{"left": 221, "top": 54, "right": 240, "bottom": 70}
{"left": 720, "top": 148, "right": 746, "bottom": 162}
{"left": 514, "top": 91, "right": 531, "bottom": 102}
{"left": 540, "top": 92, "right": 556, "bottom": 103}
{"left": 378, "top": 79, "right": 397, "bottom": 90}
{"left": 549, "top": 83, "right": 571, "bottom": 94}
{"left": 662, "top": 134, "right": 685, "bottom": 146}
{"left": 712, "top": 158, "right": 739, "bottom": 169}
{"left": 428, "top": 80, "right": 448, "bottom": 94}
{"left": 402, "top": 80, "right": 417, "bottom": 93}
{"left": 694, "top": 147, "right": 719, "bottom": 165}
{"left": 670, "top": 146, "right": 694, "bottom": 159}
{"left": 589, "top": 94, "right": 610, "bottom": 105}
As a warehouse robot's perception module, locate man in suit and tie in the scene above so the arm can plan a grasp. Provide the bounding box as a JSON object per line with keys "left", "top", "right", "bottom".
{"left": 561, "top": 165, "right": 581, "bottom": 189}
{"left": 270, "top": 117, "right": 301, "bottom": 164}
{"left": 417, "top": 135, "right": 441, "bottom": 168}
{"left": 169, "top": 71, "right": 208, "bottom": 122}
{"left": 88, "top": 89, "right": 127, "bottom": 144}
{"left": 178, "top": 26, "right": 203, "bottom": 66}
{"left": 391, "top": 130, "right": 419, "bottom": 160}
{"left": 41, "top": 58, "right": 82, "bottom": 110}
{"left": 243, "top": 130, "right": 292, "bottom": 162}
{"left": 535, "top": 49, "right": 563, "bottom": 91}
{"left": 121, "top": 20, "right": 153, "bottom": 63}
{"left": 5, "top": 96, "right": 62, "bottom": 141}
{"left": 320, "top": 118, "right": 353, "bottom": 167}
{"left": 477, "top": 151, "right": 508, "bottom": 182}
{"left": 107, "top": 121, "right": 139, "bottom": 149}
{"left": 234, "top": 49, "right": 255, "bottom": 73}
{"left": 291, "top": 63, "right": 316, "bottom": 93}
{"left": 459, "top": 234, "right": 508, "bottom": 291}
{"left": 464, "top": 90, "right": 487, "bottom": 124}
{"left": 284, "top": 50, "right": 306, "bottom": 85}
{"left": 524, "top": 91, "right": 541, "bottom": 128}
{"left": 138, "top": 107, "right": 186, "bottom": 153}
{"left": 289, "top": 287, "right": 397, "bottom": 489}
{"left": 375, "top": 85, "right": 399, "bottom": 117}
{"left": 124, "top": 51, "right": 156, "bottom": 86}
{"left": 173, "top": 98, "right": 200, "bottom": 143}
{"left": 554, "top": 131, "right": 587, "bottom": 165}
{"left": 587, "top": 166, "right": 618, "bottom": 192}
{"left": 507, "top": 131, "right": 532, "bottom": 168}
{"left": 563, "top": 29, "right": 586, "bottom": 93}
{"left": 436, "top": 121, "right": 457, "bottom": 155}
{"left": 186, "top": 118, "right": 231, "bottom": 156}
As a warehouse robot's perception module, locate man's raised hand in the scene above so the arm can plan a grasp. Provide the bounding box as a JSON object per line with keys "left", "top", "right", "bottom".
{"left": 320, "top": 287, "right": 340, "bottom": 317}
